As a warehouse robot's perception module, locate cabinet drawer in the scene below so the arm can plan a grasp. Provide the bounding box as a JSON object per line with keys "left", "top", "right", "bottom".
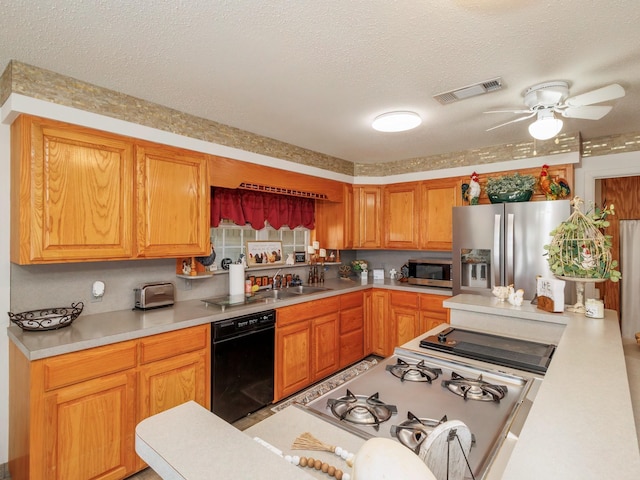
{"left": 277, "top": 296, "right": 340, "bottom": 326}
{"left": 139, "top": 325, "right": 209, "bottom": 364}
{"left": 340, "top": 291, "right": 363, "bottom": 310}
{"left": 340, "top": 306, "right": 364, "bottom": 334}
{"left": 390, "top": 290, "right": 418, "bottom": 308}
{"left": 340, "top": 329, "right": 364, "bottom": 366}
{"left": 43, "top": 341, "right": 137, "bottom": 391}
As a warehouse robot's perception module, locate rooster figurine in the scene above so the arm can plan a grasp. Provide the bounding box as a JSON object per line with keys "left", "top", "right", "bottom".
{"left": 462, "top": 171, "right": 481, "bottom": 205}
{"left": 539, "top": 164, "right": 571, "bottom": 200}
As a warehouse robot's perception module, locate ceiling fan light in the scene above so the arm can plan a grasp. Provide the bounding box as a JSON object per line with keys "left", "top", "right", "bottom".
{"left": 372, "top": 111, "right": 422, "bottom": 132}
{"left": 528, "top": 115, "right": 563, "bottom": 140}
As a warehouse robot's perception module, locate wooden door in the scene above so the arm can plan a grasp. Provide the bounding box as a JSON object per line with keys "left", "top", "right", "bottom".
{"left": 599, "top": 176, "right": 640, "bottom": 313}
{"left": 274, "top": 320, "right": 312, "bottom": 401}
{"left": 136, "top": 143, "right": 210, "bottom": 257}
{"left": 314, "top": 184, "right": 353, "bottom": 250}
{"left": 420, "top": 178, "right": 462, "bottom": 250}
{"left": 369, "top": 289, "right": 390, "bottom": 356}
{"left": 353, "top": 186, "right": 382, "bottom": 248}
{"left": 384, "top": 182, "right": 420, "bottom": 249}
{"left": 311, "top": 313, "right": 340, "bottom": 381}
{"left": 390, "top": 291, "right": 420, "bottom": 348}
{"left": 11, "top": 115, "right": 134, "bottom": 263}
{"left": 43, "top": 371, "right": 137, "bottom": 480}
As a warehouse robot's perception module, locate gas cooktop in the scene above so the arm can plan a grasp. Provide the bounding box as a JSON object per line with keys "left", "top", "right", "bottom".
{"left": 302, "top": 351, "right": 532, "bottom": 480}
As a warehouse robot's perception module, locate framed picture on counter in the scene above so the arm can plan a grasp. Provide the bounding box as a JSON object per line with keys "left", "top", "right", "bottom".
{"left": 246, "top": 241, "right": 284, "bottom": 266}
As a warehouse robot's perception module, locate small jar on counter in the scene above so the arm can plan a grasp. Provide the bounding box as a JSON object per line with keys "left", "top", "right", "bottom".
{"left": 585, "top": 298, "right": 604, "bottom": 318}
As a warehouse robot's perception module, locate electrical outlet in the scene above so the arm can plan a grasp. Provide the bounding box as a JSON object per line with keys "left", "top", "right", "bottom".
{"left": 91, "top": 281, "right": 105, "bottom": 302}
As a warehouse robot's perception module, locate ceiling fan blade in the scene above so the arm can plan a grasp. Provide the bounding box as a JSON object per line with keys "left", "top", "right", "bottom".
{"left": 484, "top": 109, "right": 531, "bottom": 114}
{"left": 560, "top": 105, "right": 612, "bottom": 120}
{"left": 565, "top": 83, "right": 625, "bottom": 106}
{"left": 486, "top": 111, "right": 537, "bottom": 131}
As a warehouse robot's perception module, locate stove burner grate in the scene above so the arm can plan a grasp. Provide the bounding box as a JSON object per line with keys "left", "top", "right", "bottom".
{"left": 442, "top": 372, "right": 508, "bottom": 402}
{"left": 385, "top": 358, "right": 443, "bottom": 383}
{"left": 326, "top": 390, "right": 397, "bottom": 430}
{"left": 391, "top": 412, "right": 449, "bottom": 453}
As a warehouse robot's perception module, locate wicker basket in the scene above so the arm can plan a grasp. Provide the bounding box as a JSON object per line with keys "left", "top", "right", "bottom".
{"left": 8, "top": 302, "right": 84, "bottom": 331}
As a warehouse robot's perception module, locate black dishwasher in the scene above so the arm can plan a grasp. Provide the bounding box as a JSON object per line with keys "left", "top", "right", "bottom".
{"left": 212, "top": 310, "right": 276, "bottom": 423}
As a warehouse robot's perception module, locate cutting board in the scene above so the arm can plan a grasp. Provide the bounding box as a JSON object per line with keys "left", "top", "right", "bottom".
{"left": 419, "top": 420, "right": 473, "bottom": 480}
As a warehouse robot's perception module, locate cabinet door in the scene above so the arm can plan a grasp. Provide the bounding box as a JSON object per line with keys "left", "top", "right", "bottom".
{"left": 314, "top": 184, "right": 353, "bottom": 250}
{"left": 43, "top": 371, "right": 137, "bottom": 480}
{"left": 353, "top": 186, "right": 382, "bottom": 248}
{"left": 420, "top": 178, "right": 462, "bottom": 250}
{"left": 368, "top": 289, "right": 390, "bottom": 356}
{"left": 311, "top": 312, "right": 340, "bottom": 381}
{"left": 383, "top": 182, "right": 420, "bottom": 249}
{"left": 419, "top": 293, "right": 450, "bottom": 333}
{"left": 390, "top": 291, "right": 420, "bottom": 348}
{"left": 11, "top": 115, "right": 134, "bottom": 263}
{"left": 274, "top": 320, "right": 312, "bottom": 401}
{"left": 136, "top": 144, "right": 210, "bottom": 257}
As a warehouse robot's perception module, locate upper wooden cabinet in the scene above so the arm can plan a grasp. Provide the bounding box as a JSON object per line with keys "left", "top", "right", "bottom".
{"left": 353, "top": 185, "right": 382, "bottom": 248}
{"left": 314, "top": 184, "right": 353, "bottom": 250}
{"left": 10, "top": 115, "right": 210, "bottom": 263}
{"left": 383, "top": 182, "right": 421, "bottom": 249}
{"left": 11, "top": 115, "right": 135, "bottom": 263}
{"left": 420, "top": 177, "right": 463, "bottom": 251}
{"left": 135, "top": 143, "right": 210, "bottom": 258}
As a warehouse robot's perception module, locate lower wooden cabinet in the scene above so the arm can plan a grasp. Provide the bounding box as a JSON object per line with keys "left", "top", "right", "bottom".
{"left": 9, "top": 324, "right": 210, "bottom": 480}
{"left": 275, "top": 292, "right": 367, "bottom": 402}
{"left": 366, "top": 289, "right": 450, "bottom": 358}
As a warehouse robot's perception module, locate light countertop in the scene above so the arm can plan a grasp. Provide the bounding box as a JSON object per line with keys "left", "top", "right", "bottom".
{"left": 7, "top": 278, "right": 451, "bottom": 360}
{"left": 135, "top": 293, "right": 640, "bottom": 480}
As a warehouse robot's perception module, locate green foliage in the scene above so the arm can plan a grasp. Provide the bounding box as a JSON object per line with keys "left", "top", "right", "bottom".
{"left": 544, "top": 201, "right": 621, "bottom": 282}
{"left": 485, "top": 173, "right": 537, "bottom": 195}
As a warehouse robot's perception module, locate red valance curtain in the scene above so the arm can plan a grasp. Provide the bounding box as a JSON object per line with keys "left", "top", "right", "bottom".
{"left": 211, "top": 187, "right": 315, "bottom": 230}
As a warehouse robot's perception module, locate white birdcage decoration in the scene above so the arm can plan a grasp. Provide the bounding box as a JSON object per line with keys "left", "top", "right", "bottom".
{"left": 545, "top": 197, "right": 620, "bottom": 313}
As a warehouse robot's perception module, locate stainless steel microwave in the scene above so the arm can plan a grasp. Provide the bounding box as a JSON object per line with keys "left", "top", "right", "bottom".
{"left": 407, "top": 258, "right": 453, "bottom": 288}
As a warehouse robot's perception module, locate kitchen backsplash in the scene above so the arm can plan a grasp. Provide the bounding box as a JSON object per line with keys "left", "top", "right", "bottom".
{"left": 9, "top": 259, "right": 310, "bottom": 316}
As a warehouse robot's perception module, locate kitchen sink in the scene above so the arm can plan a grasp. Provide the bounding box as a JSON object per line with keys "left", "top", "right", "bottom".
{"left": 287, "top": 285, "right": 333, "bottom": 295}
{"left": 254, "top": 285, "right": 332, "bottom": 301}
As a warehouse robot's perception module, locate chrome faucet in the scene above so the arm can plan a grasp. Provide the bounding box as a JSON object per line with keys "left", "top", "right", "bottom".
{"left": 272, "top": 269, "right": 282, "bottom": 289}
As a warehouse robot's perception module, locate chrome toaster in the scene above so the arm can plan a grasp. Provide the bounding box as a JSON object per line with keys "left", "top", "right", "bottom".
{"left": 134, "top": 282, "right": 175, "bottom": 310}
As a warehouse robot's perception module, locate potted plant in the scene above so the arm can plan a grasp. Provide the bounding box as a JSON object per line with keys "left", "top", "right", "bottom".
{"left": 485, "top": 172, "right": 537, "bottom": 203}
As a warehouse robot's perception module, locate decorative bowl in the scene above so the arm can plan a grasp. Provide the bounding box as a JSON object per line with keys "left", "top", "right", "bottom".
{"left": 8, "top": 302, "right": 84, "bottom": 331}
{"left": 488, "top": 190, "right": 533, "bottom": 204}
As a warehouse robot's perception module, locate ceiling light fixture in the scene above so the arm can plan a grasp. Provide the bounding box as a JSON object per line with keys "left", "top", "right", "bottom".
{"left": 528, "top": 109, "right": 563, "bottom": 140}
{"left": 372, "top": 111, "right": 422, "bottom": 132}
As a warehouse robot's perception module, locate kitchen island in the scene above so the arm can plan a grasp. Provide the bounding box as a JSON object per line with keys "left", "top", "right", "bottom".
{"left": 135, "top": 294, "right": 640, "bottom": 479}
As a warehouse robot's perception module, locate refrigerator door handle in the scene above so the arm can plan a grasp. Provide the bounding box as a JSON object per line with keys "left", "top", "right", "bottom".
{"left": 506, "top": 213, "right": 515, "bottom": 285}
{"left": 493, "top": 213, "right": 501, "bottom": 287}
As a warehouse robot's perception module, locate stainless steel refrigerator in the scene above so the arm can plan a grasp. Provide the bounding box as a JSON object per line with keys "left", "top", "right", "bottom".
{"left": 452, "top": 199, "right": 573, "bottom": 302}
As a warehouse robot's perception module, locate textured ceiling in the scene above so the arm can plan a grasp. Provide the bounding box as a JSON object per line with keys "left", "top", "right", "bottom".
{"left": 1, "top": 0, "right": 639, "bottom": 164}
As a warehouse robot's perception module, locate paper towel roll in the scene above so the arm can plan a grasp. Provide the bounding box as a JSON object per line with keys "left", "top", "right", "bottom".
{"left": 228, "top": 264, "right": 245, "bottom": 296}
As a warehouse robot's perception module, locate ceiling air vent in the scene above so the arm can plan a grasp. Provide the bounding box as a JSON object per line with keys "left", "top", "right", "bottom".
{"left": 433, "top": 77, "right": 504, "bottom": 105}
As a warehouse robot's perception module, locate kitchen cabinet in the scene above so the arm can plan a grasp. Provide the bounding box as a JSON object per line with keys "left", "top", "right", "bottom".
{"left": 10, "top": 115, "right": 135, "bottom": 264}
{"left": 389, "top": 290, "right": 421, "bottom": 348}
{"left": 314, "top": 184, "right": 353, "bottom": 250}
{"left": 275, "top": 297, "right": 340, "bottom": 401}
{"left": 10, "top": 115, "right": 210, "bottom": 264}
{"left": 339, "top": 291, "right": 365, "bottom": 368}
{"left": 419, "top": 293, "right": 450, "bottom": 332}
{"left": 353, "top": 185, "right": 382, "bottom": 248}
{"left": 135, "top": 143, "right": 210, "bottom": 258}
{"left": 383, "top": 182, "right": 421, "bottom": 249}
{"left": 8, "top": 324, "right": 210, "bottom": 480}
{"left": 420, "top": 177, "right": 463, "bottom": 250}
{"left": 367, "top": 289, "right": 391, "bottom": 357}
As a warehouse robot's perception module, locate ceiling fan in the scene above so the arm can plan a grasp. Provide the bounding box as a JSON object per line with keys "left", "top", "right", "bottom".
{"left": 485, "top": 81, "right": 625, "bottom": 140}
